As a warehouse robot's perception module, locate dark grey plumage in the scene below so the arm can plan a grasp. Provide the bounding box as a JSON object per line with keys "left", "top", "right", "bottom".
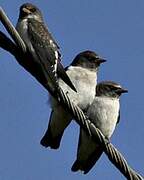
{"left": 16, "top": 3, "right": 76, "bottom": 92}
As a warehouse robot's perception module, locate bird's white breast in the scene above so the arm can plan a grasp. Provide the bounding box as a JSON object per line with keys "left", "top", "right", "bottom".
{"left": 87, "top": 96, "right": 120, "bottom": 138}
{"left": 16, "top": 19, "right": 28, "bottom": 39}
{"left": 16, "top": 18, "right": 34, "bottom": 52}
{"left": 51, "top": 66, "right": 97, "bottom": 111}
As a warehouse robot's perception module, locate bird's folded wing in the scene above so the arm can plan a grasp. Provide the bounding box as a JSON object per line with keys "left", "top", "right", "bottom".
{"left": 27, "top": 19, "right": 76, "bottom": 91}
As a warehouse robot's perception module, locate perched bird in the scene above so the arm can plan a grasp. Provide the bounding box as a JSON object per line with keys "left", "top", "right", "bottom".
{"left": 16, "top": 3, "right": 76, "bottom": 92}
{"left": 71, "top": 81, "right": 128, "bottom": 174}
{"left": 40, "top": 51, "right": 106, "bottom": 149}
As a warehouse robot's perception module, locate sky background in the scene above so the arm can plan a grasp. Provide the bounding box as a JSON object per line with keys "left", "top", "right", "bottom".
{"left": 0, "top": 0, "right": 144, "bottom": 179}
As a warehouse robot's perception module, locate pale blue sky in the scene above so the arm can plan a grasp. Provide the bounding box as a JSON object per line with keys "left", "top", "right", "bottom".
{"left": 0, "top": 0, "right": 144, "bottom": 179}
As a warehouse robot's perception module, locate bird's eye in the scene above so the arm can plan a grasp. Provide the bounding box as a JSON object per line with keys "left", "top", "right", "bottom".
{"left": 30, "top": 8, "right": 36, "bottom": 12}
{"left": 26, "top": 6, "right": 36, "bottom": 12}
{"left": 110, "top": 86, "right": 118, "bottom": 91}
{"left": 89, "top": 57, "right": 97, "bottom": 61}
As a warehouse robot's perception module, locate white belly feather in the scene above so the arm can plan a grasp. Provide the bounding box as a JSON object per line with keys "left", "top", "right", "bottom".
{"left": 87, "top": 96, "right": 119, "bottom": 138}
{"left": 51, "top": 66, "right": 97, "bottom": 111}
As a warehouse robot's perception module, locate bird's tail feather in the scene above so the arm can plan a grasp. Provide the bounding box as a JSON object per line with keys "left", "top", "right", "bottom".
{"left": 71, "top": 148, "right": 103, "bottom": 174}
{"left": 40, "top": 129, "right": 63, "bottom": 149}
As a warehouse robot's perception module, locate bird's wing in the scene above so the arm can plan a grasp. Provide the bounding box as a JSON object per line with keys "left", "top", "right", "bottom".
{"left": 27, "top": 19, "right": 76, "bottom": 92}
{"left": 28, "top": 19, "right": 58, "bottom": 82}
{"left": 117, "top": 110, "right": 120, "bottom": 124}
{"left": 71, "top": 128, "right": 103, "bottom": 174}
{"left": 44, "top": 28, "right": 60, "bottom": 50}
{"left": 40, "top": 105, "right": 72, "bottom": 149}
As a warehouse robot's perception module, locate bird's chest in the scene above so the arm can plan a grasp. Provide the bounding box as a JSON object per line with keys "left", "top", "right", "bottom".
{"left": 90, "top": 97, "right": 119, "bottom": 138}
{"left": 16, "top": 19, "right": 34, "bottom": 52}
{"left": 59, "top": 67, "right": 96, "bottom": 110}
{"left": 16, "top": 19, "right": 28, "bottom": 40}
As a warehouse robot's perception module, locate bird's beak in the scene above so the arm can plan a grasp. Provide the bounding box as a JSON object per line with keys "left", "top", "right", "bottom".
{"left": 95, "top": 55, "right": 107, "bottom": 64}
{"left": 121, "top": 88, "right": 128, "bottom": 93}
{"left": 117, "top": 88, "right": 128, "bottom": 94}
{"left": 22, "top": 7, "right": 31, "bottom": 14}
{"left": 99, "top": 58, "right": 107, "bottom": 64}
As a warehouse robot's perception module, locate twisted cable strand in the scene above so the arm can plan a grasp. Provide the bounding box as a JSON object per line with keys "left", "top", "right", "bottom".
{"left": 0, "top": 7, "right": 143, "bottom": 180}
{"left": 0, "top": 7, "right": 26, "bottom": 53}
{"left": 105, "top": 143, "right": 143, "bottom": 180}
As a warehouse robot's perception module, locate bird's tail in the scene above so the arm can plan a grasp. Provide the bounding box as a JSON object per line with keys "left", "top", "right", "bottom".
{"left": 40, "top": 130, "right": 62, "bottom": 149}
{"left": 71, "top": 147, "right": 103, "bottom": 174}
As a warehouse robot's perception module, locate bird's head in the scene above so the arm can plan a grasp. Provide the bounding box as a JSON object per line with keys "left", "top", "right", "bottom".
{"left": 18, "top": 3, "right": 43, "bottom": 22}
{"left": 71, "top": 50, "right": 106, "bottom": 71}
{"left": 96, "top": 81, "right": 128, "bottom": 98}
